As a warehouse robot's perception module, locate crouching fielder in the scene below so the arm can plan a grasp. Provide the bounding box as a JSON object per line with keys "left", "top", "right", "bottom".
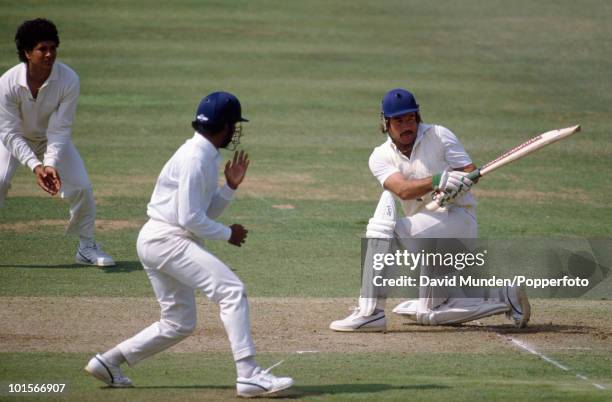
{"left": 330, "top": 88, "right": 530, "bottom": 332}
{"left": 85, "top": 92, "right": 293, "bottom": 398}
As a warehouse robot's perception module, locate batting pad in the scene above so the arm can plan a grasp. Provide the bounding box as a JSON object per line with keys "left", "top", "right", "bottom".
{"left": 359, "top": 191, "right": 398, "bottom": 315}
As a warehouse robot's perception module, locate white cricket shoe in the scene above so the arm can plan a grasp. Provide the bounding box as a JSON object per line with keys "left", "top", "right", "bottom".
{"left": 329, "top": 307, "right": 386, "bottom": 332}
{"left": 505, "top": 285, "right": 531, "bottom": 328}
{"left": 392, "top": 299, "right": 418, "bottom": 321}
{"left": 236, "top": 363, "right": 293, "bottom": 398}
{"left": 76, "top": 242, "right": 115, "bottom": 267}
{"left": 84, "top": 354, "right": 133, "bottom": 388}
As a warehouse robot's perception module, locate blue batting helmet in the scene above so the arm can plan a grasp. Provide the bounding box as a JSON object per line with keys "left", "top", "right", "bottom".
{"left": 193, "top": 91, "right": 248, "bottom": 130}
{"left": 381, "top": 88, "right": 419, "bottom": 118}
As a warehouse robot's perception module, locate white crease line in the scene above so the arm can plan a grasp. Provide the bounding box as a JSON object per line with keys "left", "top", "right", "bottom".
{"left": 503, "top": 334, "right": 606, "bottom": 390}
{"left": 295, "top": 350, "right": 320, "bottom": 354}
{"left": 508, "top": 336, "right": 569, "bottom": 371}
{"left": 473, "top": 321, "right": 606, "bottom": 391}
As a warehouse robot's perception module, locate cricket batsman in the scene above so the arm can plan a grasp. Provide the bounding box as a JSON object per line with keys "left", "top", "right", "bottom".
{"left": 85, "top": 91, "right": 293, "bottom": 397}
{"left": 330, "top": 88, "right": 531, "bottom": 331}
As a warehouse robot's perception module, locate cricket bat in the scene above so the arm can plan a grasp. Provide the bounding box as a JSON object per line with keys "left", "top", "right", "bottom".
{"left": 425, "top": 125, "right": 582, "bottom": 211}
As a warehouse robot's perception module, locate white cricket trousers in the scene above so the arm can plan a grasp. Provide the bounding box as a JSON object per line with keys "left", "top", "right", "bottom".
{"left": 397, "top": 206, "right": 478, "bottom": 310}
{"left": 360, "top": 202, "right": 478, "bottom": 312}
{"left": 398, "top": 206, "right": 507, "bottom": 324}
{"left": 361, "top": 193, "right": 508, "bottom": 324}
{"left": 396, "top": 205, "right": 477, "bottom": 238}
{"left": 117, "top": 219, "right": 256, "bottom": 366}
{"left": 0, "top": 139, "right": 96, "bottom": 239}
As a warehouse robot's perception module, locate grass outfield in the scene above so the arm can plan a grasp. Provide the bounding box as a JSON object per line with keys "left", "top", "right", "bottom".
{"left": 0, "top": 0, "right": 611, "bottom": 401}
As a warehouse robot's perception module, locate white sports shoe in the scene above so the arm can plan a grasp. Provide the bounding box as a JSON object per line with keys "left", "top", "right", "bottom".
{"left": 236, "top": 363, "right": 293, "bottom": 398}
{"left": 505, "top": 285, "right": 531, "bottom": 328}
{"left": 329, "top": 307, "right": 386, "bottom": 332}
{"left": 392, "top": 299, "right": 418, "bottom": 321}
{"left": 76, "top": 242, "right": 116, "bottom": 267}
{"left": 84, "top": 354, "right": 133, "bottom": 388}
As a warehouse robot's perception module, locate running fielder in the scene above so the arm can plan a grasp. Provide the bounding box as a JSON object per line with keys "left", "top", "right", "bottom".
{"left": 330, "top": 88, "right": 531, "bottom": 331}
{"left": 85, "top": 91, "right": 293, "bottom": 397}
{"left": 0, "top": 18, "right": 114, "bottom": 266}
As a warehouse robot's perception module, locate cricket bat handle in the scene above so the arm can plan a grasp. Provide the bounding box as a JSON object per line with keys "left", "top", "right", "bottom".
{"left": 425, "top": 169, "right": 482, "bottom": 211}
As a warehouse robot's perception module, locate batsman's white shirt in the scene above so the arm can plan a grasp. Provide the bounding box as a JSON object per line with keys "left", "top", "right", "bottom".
{"left": 369, "top": 123, "right": 477, "bottom": 217}
{"left": 0, "top": 62, "right": 79, "bottom": 170}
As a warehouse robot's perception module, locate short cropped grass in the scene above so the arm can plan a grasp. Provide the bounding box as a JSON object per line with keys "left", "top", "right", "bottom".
{"left": 1, "top": 352, "right": 610, "bottom": 401}
{"left": 1, "top": 1, "right": 611, "bottom": 401}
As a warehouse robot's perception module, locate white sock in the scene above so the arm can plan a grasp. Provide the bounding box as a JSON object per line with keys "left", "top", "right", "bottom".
{"left": 102, "top": 347, "right": 127, "bottom": 366}
{"left": 375, "top": 298, "right": 387, "bottom": 312}
{"left": 236, "top": 356, "right": 258, "bottom": 378}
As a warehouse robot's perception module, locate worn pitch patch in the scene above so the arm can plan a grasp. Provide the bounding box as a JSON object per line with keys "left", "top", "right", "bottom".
{"left": 0, "top": 298, "right": 610, "bottom": 357}
{"left": 0, "top": 219, "right": 144, "bottom": 233}
{"left": 272, "top": 204, "right": 295, "bottom": 209}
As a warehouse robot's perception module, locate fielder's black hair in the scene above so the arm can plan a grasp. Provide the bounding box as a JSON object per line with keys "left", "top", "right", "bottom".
{"left": 15, "top": 18, "right": 60, "bottom": 63}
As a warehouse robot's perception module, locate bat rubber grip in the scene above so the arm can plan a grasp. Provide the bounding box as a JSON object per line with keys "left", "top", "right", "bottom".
{"left": 467, "top": 169, "right": 482, "bottom": 181}
{"left": 425, "top": 168, "right": 481, "bottom": 211}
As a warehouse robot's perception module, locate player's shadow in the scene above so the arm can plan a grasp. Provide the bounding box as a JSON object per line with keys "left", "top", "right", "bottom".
{"left": 99, "top": 261, "right": 143, "bottom": 273}
{"left": 110, "top": 385, "right": 234, "bottom": 390}
{"left": 135, "top": 383, "right": 447, "bottom": 398}
{"left": 291, "top": 383, "right": 449, "bottom": 398}
{"left": 396, "top": 322, "right": 596, "bottom": 335}
{"left": 0, "top": 263, "right": 89, "bottom": 269}
{"left": 0, "top": 260, "right": 142, "bottom": 272}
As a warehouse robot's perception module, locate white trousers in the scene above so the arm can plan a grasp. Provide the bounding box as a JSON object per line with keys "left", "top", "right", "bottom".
{"left": 117, "top": 219, "right": 256, "bottom": 366}
{"left": 360, "top": 194, "right": 507, "bottom": 324}
{"left": 0, "top": 139, "right": 96, "bottom": 239}
{"left": 396, "top": 206, "right": 477, "bottom": 239}
{"left": 402, "top": 208, "right": 508, "bottom": 324}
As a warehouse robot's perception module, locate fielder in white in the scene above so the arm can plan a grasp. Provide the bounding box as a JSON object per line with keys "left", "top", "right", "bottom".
{"left": 330, "top": 88, "right": 531, "bottom": 332}
{"left": 85, "top": 91, "right": 293, "bottom": 398}
{"left": 0, "top": 18, "right": 114, "bottom": 266}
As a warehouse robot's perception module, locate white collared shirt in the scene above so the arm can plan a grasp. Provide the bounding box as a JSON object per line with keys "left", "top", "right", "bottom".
{"left": 147, "top": 133, "right": 235, "bottom": 241}
{"left": 369, "top": 123, "right": 477, "bottom": 216}
{"left": 0, "top": 61, "right": 79, "bottom": 170}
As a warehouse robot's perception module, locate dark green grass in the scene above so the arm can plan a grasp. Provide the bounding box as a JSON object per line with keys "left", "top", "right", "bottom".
{"left": 1, "top": 0, "right": 610, "bottom": 244}
{"left": 0, "top": 2, "right": 610, "bottom": 402}
{"left": 0, "top": 352, "right": 610, "bottom": 401}
{"left": 2, "top": 195, "right": 611, "bottom": 297}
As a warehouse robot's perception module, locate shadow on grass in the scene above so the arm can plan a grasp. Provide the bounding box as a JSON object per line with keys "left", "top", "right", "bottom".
{"left": 110, "top": 385, "right": 233, "bottom": 390}
{"left": 100, "top": 261, "right": 143, "bottom": 273}
{"left": 0, "top": 263, "right": 87, "bottom": 269}
{"left": 133, "top": 383, "right": 448, "bottom": 397}
{"left": 396, "top": 322, "right": 596, "bottom": 334}
{"left": 291, "top": 383, "right": 449, "bottom": 398}
{"left": 0, "top": 260, "right": 142, "bottom": 272}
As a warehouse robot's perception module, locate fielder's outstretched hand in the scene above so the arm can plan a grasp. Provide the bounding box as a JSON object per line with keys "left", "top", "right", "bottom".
{"left": 225, "top": 150, "right": 250, "bottom": 190}
{"left": 34, "top": 165, "right": 61, "bottom": 195}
